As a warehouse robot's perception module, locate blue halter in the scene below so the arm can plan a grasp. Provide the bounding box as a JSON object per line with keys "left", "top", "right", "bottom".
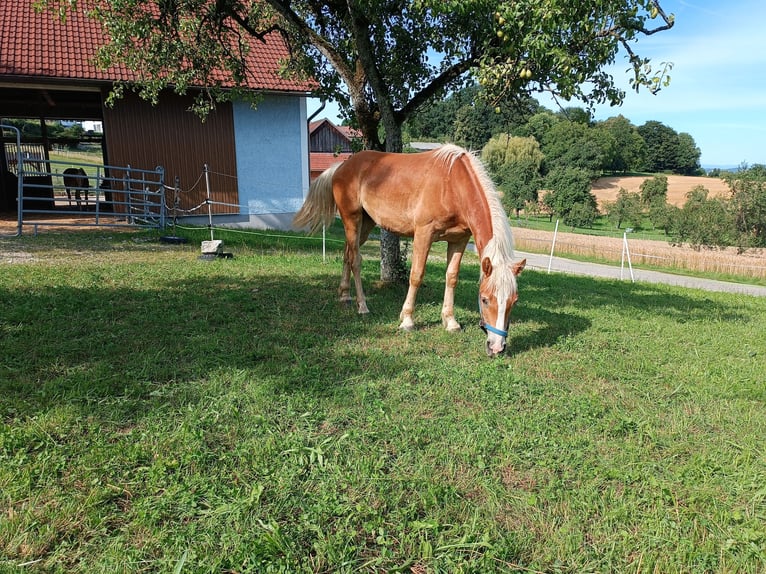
{"left": 478, "top": 295, "right": 508, "bottom": 338}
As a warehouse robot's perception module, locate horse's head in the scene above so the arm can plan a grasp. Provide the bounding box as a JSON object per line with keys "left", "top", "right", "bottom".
{"left": 478, "top": 257, "right": 526, "bottom": 358}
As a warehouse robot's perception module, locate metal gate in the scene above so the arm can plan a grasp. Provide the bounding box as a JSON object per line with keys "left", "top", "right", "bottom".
{"left": 2, "top": 124, "right": 166, "bottom": 236}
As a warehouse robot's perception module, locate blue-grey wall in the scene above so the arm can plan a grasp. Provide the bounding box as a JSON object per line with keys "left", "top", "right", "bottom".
{"left": 231, "top": 95, "right": 309, "bottom": 228}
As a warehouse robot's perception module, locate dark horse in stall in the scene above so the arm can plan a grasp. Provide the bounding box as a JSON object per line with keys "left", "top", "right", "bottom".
{"left": 63, "top": 167, "right": 90, "bottom": 210}
{"left": 293, "top": 144, "right": 526, "bottom": 358}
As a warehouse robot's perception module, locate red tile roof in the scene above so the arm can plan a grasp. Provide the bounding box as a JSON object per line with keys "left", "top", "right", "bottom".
{"left": 310, "top": 152, "right": 351, "bottom": 175}
{"left": 0, "top": 2, "right": 314, "bottom": 93}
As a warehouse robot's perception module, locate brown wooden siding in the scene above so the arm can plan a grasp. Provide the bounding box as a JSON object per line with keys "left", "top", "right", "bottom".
{"left": 102, "top": 90, "right": 238, "bottom": 215}
{"left": 310, "top": 123, "right": 354, "bottom": 153}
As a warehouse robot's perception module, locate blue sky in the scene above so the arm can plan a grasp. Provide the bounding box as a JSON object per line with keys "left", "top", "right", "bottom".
{"left": 308, "top": 0, "right": 765, "bottom": 168}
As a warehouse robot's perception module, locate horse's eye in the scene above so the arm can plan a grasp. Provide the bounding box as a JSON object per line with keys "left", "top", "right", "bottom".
{"left": 481, "top": 297, "right": 489, "bottom": 307}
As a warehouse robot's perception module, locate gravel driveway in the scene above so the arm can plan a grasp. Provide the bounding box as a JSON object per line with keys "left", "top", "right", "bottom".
{"left": 518, "top": 250, "right": 766, "bottom": 298}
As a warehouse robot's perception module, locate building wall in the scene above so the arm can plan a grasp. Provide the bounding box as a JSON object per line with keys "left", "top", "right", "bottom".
{"left": 103, "top": 91, "right": 239, "bottom": 215}
{"left": 310, "top": 121, "right": 354, "bottom": 153}
{"left": 231, "top": 95, "right": 309, "bottom": 229}
{"left": 102, "top": 90, "right": 309, "bottom": 229}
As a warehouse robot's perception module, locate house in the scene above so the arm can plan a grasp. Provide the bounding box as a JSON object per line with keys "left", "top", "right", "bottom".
{"left": 0, "top": 2, "right": 315, "bottom": 230}
{"left": 308, "top": 118, "right": 362, "bottom": 181}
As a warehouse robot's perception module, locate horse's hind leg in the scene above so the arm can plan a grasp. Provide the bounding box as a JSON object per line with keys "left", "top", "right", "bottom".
{"left": 338, "top": 214, "right": 370, "bottom": 314}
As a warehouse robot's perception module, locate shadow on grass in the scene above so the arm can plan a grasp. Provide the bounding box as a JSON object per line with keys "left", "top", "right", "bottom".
{"left": 0, "top": 251, "right": 748, "bottom": 423}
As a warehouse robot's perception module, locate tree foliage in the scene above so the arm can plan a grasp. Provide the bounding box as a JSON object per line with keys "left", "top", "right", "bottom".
{"left": 481, "top": 134, "right": 543, "bottom": 216}
{"left": 672, "top": 186, "right": 734, "bottom": 249}
{"left": 725, "top": 164, "right": 766, "bottom": 249}
{"left": 48, "top": 0, "right": 676, "bottom": 153}
{"left": 543, "top": 166, "right": 598, "bottom": 225}
{"left": 605, "top": 188, "right": 644, "bottom": 229}
{"left": 637, "top": 120, "right": 700, "bottom": 174}
{"left": 639, "top": 174, "right": 668, "bottom": 206}
{"left": 598, "top": 115, "right": 646, "bottom": 173}
{"left": 540, "top": 119, "right": 611, "bottom": 178}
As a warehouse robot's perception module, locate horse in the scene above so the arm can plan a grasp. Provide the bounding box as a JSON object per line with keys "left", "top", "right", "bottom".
{"left": 62, "top": 167, "right": 90, "bottom": 210}
{"left": 293, "top": 144, "right": 526, "bottom": 357}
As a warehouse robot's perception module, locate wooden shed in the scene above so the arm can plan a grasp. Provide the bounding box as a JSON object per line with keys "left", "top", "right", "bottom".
{"left": 308, "top": 119, "right": 362, "bottom": 181}
{"left": 0, "top": 2, "right": 315, "bottom": 230}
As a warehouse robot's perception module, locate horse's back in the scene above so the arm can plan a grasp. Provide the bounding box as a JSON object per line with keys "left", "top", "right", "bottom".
{"left": 333, "top": 149, "right": 468, "bottom": 237}
{"left": 63, "top": 167, "right": 88, "bottom": 187}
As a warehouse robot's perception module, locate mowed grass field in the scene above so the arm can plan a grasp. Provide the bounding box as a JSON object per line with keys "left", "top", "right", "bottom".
{"left": 1, "top": 229, "right": 765, "bottom": 573}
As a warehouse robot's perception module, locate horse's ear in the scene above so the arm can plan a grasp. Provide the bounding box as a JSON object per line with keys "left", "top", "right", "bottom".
{"left": 512, "top": 259, "right": 526, "bottom": 276}
{"left": 482, "top": 257, "right": 493, "bottom": 277}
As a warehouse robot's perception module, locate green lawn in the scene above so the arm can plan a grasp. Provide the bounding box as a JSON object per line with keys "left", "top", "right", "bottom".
{"left": 1, "top": 230, "right": 765, "bottom": 573}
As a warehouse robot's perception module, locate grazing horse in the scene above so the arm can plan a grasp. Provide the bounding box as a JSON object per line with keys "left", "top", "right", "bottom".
{"left": 293, "top": 144, "right": 526, "bottom": 357}
{"left": 62, "top": 167, "right": 90, "bottom": 210}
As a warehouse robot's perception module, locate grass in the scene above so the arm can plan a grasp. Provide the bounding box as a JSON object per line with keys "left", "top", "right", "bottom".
{"left": 1, "top": 229, "right": 765, "bottom": 573}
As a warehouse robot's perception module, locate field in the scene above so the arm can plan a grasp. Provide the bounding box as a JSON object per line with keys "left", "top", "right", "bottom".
{"left": 1, "top": 229, "right": 765, "bottom": 573}
{"left": 591, "top": 175, "right": 732, "bottom": 209}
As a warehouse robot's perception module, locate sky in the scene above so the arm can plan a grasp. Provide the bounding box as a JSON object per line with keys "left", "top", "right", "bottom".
{"left": 308, "top": 0, "right": 766, "bottom": 169}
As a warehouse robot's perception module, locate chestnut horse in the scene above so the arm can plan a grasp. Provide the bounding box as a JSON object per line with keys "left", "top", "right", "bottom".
{"left": 293, "top": 144, "right": 526, "bottom": 357}
{"left": 63, "top": 167, "right": 90, "bottom": 210}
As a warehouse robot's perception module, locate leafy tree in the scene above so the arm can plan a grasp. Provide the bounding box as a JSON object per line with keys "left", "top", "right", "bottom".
{"left": 541, "top": 119, "right": 609, "bottom": 177}
{"left": 639, "top": 174, "right": 668, "bottom": 206}
{"left": 605, "top": 188, "right": 643, "bottom": 229}
{"left": 481, "top": 134, "right": 543, "bottom": 216}
{"left": 406, "top": 85, "right": 479, "bottom": 142}
{"left": 675, "top": 132, "right": 702, "bottom": 175}
{"left": 407, "top": 84, "right": 541, "bottom": 148}
{"left": 49, "top": 0, "right": 675, "bottom": 282}
{"left": 598, "top": 115, "right": 646, "bottom": 173}
{"left": 516, "top": 110, "right": 558, "bottom": 142}
{"left": 725, "top": 164, "right": 766, "bottom": 249}
{"left": 649, "top": 201, "right": 679, "bottom": 235}
{"left": 543, "top": 166, "right": 597, "bottom": 225}
{"left": 637, "top": 120, "right": 679, "bottom": 172}
{"left": 453, "top": 95, "right": 541, "bottom": 150}
{"left": 672, "top": 186, "right": 735, "bottom": 249}
{"left": 556, "top": 106, "right": 593, "bottom": 125}
{"left": 564, "top": 201, "right": 598, "bottom": 228}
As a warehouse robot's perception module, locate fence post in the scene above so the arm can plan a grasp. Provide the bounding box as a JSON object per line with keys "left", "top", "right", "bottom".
{"left": 621, "top": 230, "right": 635, "bottom": 282}
{"left": 157, "top": 166, "right": 165, "bottom": 229}
{"left": 547, "top": 219, "right": 559, "bottom": 274}
{"left": 204, "top": 163, "right": 213, "bottom": 241}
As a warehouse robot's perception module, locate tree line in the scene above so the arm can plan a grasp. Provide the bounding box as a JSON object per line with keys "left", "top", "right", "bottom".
{"left": 405, "top": 86, "right": 765, "bottom": 251}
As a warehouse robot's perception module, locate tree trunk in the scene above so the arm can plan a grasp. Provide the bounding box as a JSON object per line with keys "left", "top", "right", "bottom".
{"left": 378, "top": 112, "right": 407, "bottom": 284}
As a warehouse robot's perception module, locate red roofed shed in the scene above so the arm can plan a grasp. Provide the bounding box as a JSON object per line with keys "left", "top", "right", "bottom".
{"left": 0, "top": 2, "right": 315, "bottom": 229}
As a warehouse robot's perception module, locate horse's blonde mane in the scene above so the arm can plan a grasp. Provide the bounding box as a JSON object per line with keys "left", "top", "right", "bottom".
{"left": 433, "top": 144, "right": 517, "bottom": 294}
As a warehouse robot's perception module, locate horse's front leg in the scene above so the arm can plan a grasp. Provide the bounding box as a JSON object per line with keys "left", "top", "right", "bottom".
{"left": 441, "top": 239, "right": 468, "bottom": 332}
{"left": 399, "top": 232, "right": 432, "bottom": 331}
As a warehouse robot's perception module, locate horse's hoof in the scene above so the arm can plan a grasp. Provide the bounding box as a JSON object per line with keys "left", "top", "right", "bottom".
{"left": 398, "top": 319, "right": 415, "bottom": 332}
{"left": 358, "top": 303, "right": 370, "bottom": 314}
{"left": 445, "top": 322, "right": 462, "bottom": 333}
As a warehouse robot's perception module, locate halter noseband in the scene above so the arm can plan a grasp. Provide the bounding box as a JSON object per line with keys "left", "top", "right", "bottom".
{"left": 478, "top": 295, "right": 508, "bottom": 338}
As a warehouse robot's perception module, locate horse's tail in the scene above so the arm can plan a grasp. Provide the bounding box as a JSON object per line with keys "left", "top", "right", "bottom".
{"left": 293, "top": 163, "right": 341, "bottom": 234}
